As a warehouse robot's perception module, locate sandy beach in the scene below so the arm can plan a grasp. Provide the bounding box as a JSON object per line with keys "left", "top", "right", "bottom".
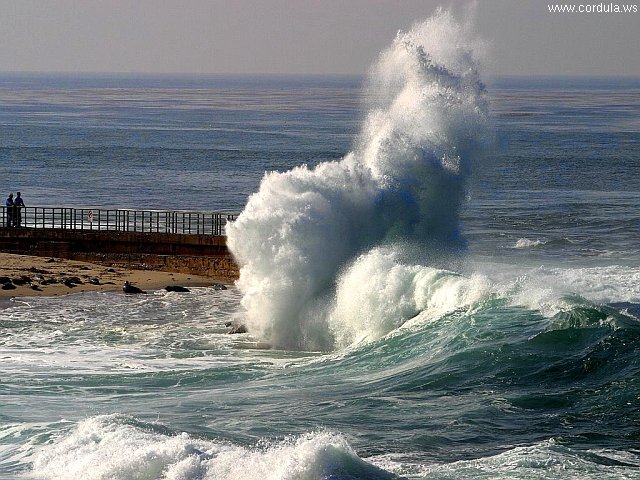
{"left": 0, "top": 252, "right": 231, "bottom": 298}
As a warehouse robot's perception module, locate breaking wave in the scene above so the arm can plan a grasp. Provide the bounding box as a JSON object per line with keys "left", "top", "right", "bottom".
{"left": 227, "top": 9, "right": 489, "bottom": 350}
{"left": 28, "top": 415, "right": 394, "bottom": 480}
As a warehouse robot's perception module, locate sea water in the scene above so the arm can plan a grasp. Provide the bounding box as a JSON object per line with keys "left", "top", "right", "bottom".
{"left": 2, "top": 10, "right": 640, "bottom": 479}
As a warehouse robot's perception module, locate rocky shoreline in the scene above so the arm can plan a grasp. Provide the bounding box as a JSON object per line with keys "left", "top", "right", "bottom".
{"left": 0, "top": 252, "right": 231, "bottom": 298}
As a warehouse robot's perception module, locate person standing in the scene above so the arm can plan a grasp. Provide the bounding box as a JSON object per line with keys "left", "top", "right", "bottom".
{"left": 5, "top": 193, "right": 14, "bottom": 227}
{"left": 13, "top": 192, "right": 25, "bottom": 227}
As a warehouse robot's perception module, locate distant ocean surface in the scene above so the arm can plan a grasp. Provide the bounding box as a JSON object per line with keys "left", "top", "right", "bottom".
{"left": 2, "top": 16, "right": 640, "bottom": 480}
{"left": 0, "top": 73, "right": 360, "bottom": 212}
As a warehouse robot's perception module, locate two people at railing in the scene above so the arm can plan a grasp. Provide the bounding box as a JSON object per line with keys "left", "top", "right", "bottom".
{"left": 5, "top": 192, "right": 25, "bottom": 228}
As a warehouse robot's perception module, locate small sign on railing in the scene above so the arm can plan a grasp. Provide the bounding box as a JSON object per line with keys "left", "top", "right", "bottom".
{"left": 87, "top": 210, "right": 94, "bottom": 223}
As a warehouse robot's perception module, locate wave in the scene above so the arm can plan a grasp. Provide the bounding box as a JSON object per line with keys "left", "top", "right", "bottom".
{"left": 26, "top": 413, "right": 640, "bottom": 480}
{"left": 375, "top": 439, "right": 640, "bottom": 479}
{"left": 489, "top": 264, "right": 640, "bottom": 318}
{"left": 511, "top": 237, "right": 576, "bottom": 250}
{"left": 328, "top": 247, "right": 490, "bottom": 347}
{"left": 512, "top": 238, "right": 544, "bottom": 249}
{"left": 10, "top": 269, "right": 640, "bottom": 479}
{"left": 227, "top": 9, "right": 488, "bottom": 350}
{"left": 28, "top": 415, "right": 395, "bottom": 480}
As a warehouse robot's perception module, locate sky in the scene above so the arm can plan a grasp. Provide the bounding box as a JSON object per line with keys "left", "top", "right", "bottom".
{"left": 0, "top": 0, "right": 638, "bottom": 76}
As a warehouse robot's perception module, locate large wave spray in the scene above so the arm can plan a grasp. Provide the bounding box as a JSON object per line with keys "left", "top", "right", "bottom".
{"left": 227, "top": 9, "right": 489, "bottom": 350}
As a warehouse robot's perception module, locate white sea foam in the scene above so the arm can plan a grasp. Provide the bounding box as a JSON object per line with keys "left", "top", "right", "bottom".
{"left": 329, "top": 248, "right": 491, "bottom": 347}
{"left": 29, "top": 415, "right": 394, "bottom": 480}
{"left": 28, "top": 417, "right": 640, "bottom": 480}
{"left": 0, "top": 288, "right": 247, "bottom": 376}
{"left": 373, "top": 439, "right": 640, "bottom": 479}
{"left": 513, "top": 238, "right": 544, "bottom": 249}
{"left": 227, "top": 9, "right": 488, "bottom": 350}
{"left": 478, "top": 262, "right": 640, "bottom": 318}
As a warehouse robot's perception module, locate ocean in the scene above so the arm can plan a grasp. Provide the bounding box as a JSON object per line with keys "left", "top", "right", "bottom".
{"left": 2, "top": 11, "right": 640, "bottom": 480}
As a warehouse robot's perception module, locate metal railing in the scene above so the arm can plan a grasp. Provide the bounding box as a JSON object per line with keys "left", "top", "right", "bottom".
{"left": 0, "top": 206, "right": 238, "bottom": 236}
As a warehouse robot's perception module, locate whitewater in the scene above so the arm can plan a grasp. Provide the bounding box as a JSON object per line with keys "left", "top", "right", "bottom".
{"left": 2, "top": 8, "right": 640, "bottom": 480}
{"left": 227, "top": 10, "right": 489, "bottom": 351}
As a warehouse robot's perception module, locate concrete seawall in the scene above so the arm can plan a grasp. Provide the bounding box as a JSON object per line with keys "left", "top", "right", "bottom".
{"left": 0, "top": 228, "right": 239, "bottom": 280}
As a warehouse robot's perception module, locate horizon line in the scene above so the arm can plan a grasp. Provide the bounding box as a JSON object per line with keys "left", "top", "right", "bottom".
{"left": 1, "top": 70, "right": 640, "bottom": 80}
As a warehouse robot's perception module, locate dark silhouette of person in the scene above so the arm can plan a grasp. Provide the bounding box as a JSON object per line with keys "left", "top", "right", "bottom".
{"left": 13, "top": 192, "right": 25, "bottom": 227}
{"left": 5, "top": 193, "right": 14, "bottom": 227}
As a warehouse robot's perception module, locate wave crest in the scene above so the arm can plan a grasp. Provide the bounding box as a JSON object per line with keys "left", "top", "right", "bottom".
{"left": 30, "top": 415, "right": 394, "bottom": 480}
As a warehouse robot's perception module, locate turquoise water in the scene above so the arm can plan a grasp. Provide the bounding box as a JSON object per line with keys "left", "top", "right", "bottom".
{"left": 2, "top": 13, "right": 640, "bottom": 480}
